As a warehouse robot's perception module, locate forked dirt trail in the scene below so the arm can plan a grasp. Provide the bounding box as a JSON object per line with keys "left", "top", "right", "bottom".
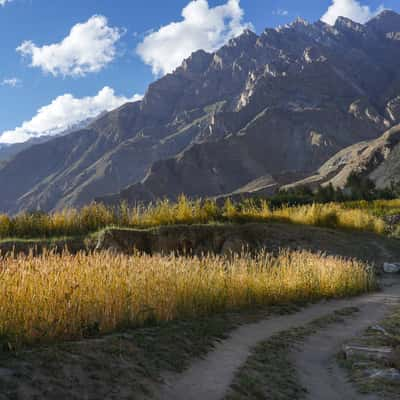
{"left": 157, "top": 278, "right": 400, "bottom": 400}
{"left": 294, "top": 281, "right": 400, "bottom": 400}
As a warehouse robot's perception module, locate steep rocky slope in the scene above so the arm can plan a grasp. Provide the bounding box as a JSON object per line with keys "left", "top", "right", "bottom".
{"left": 1, "top": 11, "right": 400, "bottom": 212}
{"left": 284, "top": 124, "right": 400, "bottom": 191}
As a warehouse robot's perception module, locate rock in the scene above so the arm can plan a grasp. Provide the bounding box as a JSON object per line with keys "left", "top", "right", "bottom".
{"left": 370, "top": 325, "right": 394, "bottom": 339}
{"left": 343, "top": 344, "right": 394, "bottom": 361}
{"left": 383, "top": 262, "right": 400, "bottom": 273}
{"left": 386, "top": 97, "right": 400, "bottom": 123}
{"left": 366, "top": 368, "right": 400, "bottom": 381}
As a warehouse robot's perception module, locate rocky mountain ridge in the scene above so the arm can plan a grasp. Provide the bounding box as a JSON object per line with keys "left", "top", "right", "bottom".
{"left": 1, "top": 10, "right": 400, "bottom": 213}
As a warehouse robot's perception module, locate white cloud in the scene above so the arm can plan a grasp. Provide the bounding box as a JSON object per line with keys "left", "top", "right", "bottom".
{"left": 0, "top": 0, "right": 13, "bottom": 6}
{"left": 321, "top": 0, "right": 385, "bottom": 25}
{"left": 273, "top": 9, "right": 289, "bottom": 16}
{"left": 0, "top": 87, "right": 143, "bottom": 144}
{"left": 1, "top": 78, "right": 21, "bottom": 87}
{"left": 136, "top": 0, "right": 252, "bottom": 75}
{"left": 17, "top": 15, "right": 122, "bottom": 77}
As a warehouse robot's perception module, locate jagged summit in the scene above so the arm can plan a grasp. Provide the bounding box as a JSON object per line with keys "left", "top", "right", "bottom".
{"left": 291, "top": 17, "right": 311, "bottom": 27}
{"left": 367, "top": 9, "right": 400, "bottom": 34}
{"left": 0, "top": 11, "right": 400, "bottom": 213}
{"left": 369, "top": 9, "right": 399, "bottom": 21}
{"left": 180, "top": 49, "right": 213, "bottom": 74}
{"left": 334, "top": 16, "right": 366, "bottom": 32}
{"left": 222, "top": 29, "right": 258, "bottom": 53}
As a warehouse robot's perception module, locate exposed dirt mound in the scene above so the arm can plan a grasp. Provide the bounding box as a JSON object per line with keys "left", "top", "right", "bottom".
{"left": 2, "top": 222, "right": 399, "bottom": 267}
{"left": 95, "top": 222, "right": 400, "bottom": 265}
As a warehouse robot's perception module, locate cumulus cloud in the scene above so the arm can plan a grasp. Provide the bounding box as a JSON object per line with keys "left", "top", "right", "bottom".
{"left": 17, "top": 15, "right": 122, "bottom": 77}
{"left": 321, "top": 0, "right": 385, "bottom": 25}
{"left": 0, "top": 0, "right": 13, "bottom": 6}
{"left": 136, "top": 0, "right": 252, "bottom": 75}
{"left": 1, "top": 78, "right": 21, "bottom": 87}
{"left": 0, "top": 87, "right": 143, "bottom": 144}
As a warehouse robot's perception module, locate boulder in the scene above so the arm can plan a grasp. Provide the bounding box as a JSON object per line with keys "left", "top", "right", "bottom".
{"left": 366, "top": 368, "right": 400, "bottom": 381}
{"left": 343, "top": 344, "right": 394, "bottom": 361}
{"left": 383, "top": 262, "right": 400, "bottom": 273}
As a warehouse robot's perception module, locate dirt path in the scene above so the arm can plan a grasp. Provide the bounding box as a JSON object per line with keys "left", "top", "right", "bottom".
{"left": 157, "top": 278, "right": 400, "bottom": 400}
{"left": 294, "top": 280, "right": 400, "bottom": 400}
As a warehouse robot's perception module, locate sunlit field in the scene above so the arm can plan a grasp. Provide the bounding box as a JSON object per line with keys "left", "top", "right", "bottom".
{"left": 0, "top": 249, "right": 375, "bottom": 349}
{"left": 343, "top": 199, "right": 400, "bottom": 217}
{"left": 0, "top": 196, "right": 397, "bottom": 239}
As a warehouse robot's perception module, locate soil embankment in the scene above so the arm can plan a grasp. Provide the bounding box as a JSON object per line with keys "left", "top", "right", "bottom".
{"left": 1, "top": 223, "right": 400, "bottom": 266}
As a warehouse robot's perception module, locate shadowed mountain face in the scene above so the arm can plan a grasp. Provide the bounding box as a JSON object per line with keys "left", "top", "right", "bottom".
{"left": 1, "top": 11, "right": 400, "bottom": 213}
{"left": 283, "top": 124, "right": 400, "bottom": 192}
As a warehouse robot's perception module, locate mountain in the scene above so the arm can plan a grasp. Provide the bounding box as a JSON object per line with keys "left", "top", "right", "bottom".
{"left": 1, "top": 11, "right": 400, "bottom": 213}
{"left": 0, "top": 138, "right": 51, "bottom": 163}
{"left": 283, "top": 124, "right": 400, "bottom": 191}
{"left": 0, "top": 117, "right": 99, "bottom": 164}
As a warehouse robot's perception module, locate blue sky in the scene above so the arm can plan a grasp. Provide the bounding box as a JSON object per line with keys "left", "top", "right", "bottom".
{"left": 0, "top": 0, "right": 399, "bottom": 143}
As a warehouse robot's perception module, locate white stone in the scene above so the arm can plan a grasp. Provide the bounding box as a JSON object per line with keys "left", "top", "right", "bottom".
{"left": 383, "top": 262, "right": 400, "bottom": 273}
{"left": 343, "top": 345, "right": 393, "bottom": 361}
{"left": 366, "top": 368, "right": 400, "bottom": 381}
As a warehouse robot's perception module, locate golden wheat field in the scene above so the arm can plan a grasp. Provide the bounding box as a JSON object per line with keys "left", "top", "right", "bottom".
{"left": 0, "top": 196, "right": 393, "bottom": 239}
{"left": 0, "top": 249, "right": 375, "bottom": 349}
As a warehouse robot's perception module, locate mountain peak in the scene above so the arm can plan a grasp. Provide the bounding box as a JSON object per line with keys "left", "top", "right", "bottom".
{"left": 371, "top": 9, "right": 399, "bottom": 20}
{"left": 2, "top": 14, "right": 400, "bottom": 213}
{"left": 293, "top": 17, "right": 310, "bottom": 26}
{"left": 367, "top": 9, "right": 400, "bottom": 34}
{"left": 181, "top": 49, "right": 213, "bottom": 74}
{"left": 334, "top": 16, "right": 365, "bottom": 33}
{"left": 276, "top": 17, "right": 311, "bottom": 33}
{"left": 225, "top": 29, "right": 258, "bottom": 48}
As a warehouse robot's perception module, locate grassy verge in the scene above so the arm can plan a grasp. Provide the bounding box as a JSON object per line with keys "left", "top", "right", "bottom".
{"left": 339, "top": 306, "right": 400, "bottom": 398}
{"left": 0, "top": 249, "right": 375, "bottom": 350}
{"left": 225, "top": 307, "right": 360, "bottom": 400}
{"left": 344, "top": 199, "right": 400, "bottom": 218}
{"left": 1, "top": 196, "right": 398, "bottom": 240}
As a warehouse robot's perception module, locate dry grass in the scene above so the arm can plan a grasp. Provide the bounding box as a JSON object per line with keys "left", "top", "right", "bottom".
{"left": 268, "top": 203, "right": 386, "bottom": 234}
{"left": 343, "top": 199, "right": 400, "bottom": 217}
{"left": 0, "top": 196, "right": 392, "bottom": 239}
{"left": 0, "top": 249, "right": 375, "bottom": 349}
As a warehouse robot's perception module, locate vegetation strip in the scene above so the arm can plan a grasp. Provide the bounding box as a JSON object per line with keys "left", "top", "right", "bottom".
{"left": 225, "top": 307, "right": 360, "bottom": 400}
{"left": 1, "top": 196, "right": 400, "bottom": 240}
{"left": 0, "top": 249, "right": 374, "bottom": 350}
